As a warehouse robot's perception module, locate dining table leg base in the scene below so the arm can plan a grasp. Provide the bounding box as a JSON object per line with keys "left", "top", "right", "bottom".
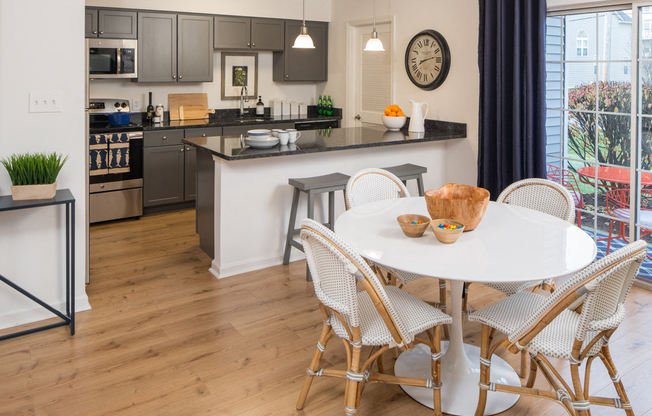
{"left": 395, "top": 342, "right": 520, "bottom": 416}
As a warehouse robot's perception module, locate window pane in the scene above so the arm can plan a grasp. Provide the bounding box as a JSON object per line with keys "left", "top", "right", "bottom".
{"left": 547, "top": 16, "right": 563, "bottom": 61}
{"left": 640, "top": 116, "right": 652, "bottom": 170}
{"left": 598, "top": 11, "right": 632, "bottom": 59}
{"left": 546, "top": 62, "right": 562, "bottom": 108}
{"left": 567, "top": 111, "right": 596, "bottom": 161}
{"left": 565, "top": 63, "right": 597, "bottom": 110}
{"left": 546, "top": 109, "right": 563, "bottom": 161}
{"left": 597, "top": 64, "right": 631, "bottom": 114}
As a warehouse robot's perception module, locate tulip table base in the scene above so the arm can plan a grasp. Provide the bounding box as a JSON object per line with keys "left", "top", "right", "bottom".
{"left": 394, "top": 280, "right": 520, "bottom": 416}
{"left": 395, "top": 342, "right": 520, "bottom": 415}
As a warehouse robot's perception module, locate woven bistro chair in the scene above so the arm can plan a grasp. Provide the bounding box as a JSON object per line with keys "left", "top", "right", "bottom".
{"left": 468, "top": 240, "right": 646, "bottom": 416}
{"left": 464, "top": 178, "right": 576, "bottom": 377}
{"left": 297, "top": 219, "right": 452, "bottom": 416}
{"left": 346, "top": 168, "right": 449, "bottom": 324}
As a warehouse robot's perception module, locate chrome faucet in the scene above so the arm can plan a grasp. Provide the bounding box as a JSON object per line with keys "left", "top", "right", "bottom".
{"left": 240, "top": 86, "right": 249, "bottom": 117}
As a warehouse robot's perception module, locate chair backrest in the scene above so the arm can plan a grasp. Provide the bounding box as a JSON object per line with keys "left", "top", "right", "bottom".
{"left": 510, "top": 240, "right": 646, "bottom": 348}
{"left": 300, "top": 218, "right": 412, "bottom": 348}
{"left": 345, "top": 168, "right": 410, "bottom": 209}
{"left": 497, "top": 178, "right": 575, "bottom": 223}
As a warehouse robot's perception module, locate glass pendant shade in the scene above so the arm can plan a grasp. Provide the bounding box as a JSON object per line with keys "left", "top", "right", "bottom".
{"left": 293, "top": 27, "right": 315, "bottom": 49}
{"left": 364, "top": 33, "right": 384, "bottom": 51}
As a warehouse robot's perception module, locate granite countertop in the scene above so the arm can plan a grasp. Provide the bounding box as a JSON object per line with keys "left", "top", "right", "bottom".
{"left": 182, "top": 120, "right": 466, "bottom": 161}
{"left": 144, "top": 114, "right": 340, "bottom": 131}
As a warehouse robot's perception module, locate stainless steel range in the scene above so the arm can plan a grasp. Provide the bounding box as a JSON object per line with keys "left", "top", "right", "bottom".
{"left": 88, "top": 98, "right": 143, "bottom": 223}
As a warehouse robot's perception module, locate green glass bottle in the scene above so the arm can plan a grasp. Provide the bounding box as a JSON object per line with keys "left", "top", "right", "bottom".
{"left": 318, "top": 95, "right": 323, "bottom": 116}
{"left": 327, "top": 95, "right": 333, "bottom": 116}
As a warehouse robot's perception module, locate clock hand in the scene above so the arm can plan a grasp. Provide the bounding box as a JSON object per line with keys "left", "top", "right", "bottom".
{"left": 419, "top": 57, "right": 435, "bottom": 65}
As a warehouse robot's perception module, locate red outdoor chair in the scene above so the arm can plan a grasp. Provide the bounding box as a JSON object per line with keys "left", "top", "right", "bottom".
{"left": 546, "top": 164, "right": 585, "bottom": 227}
{"left": 601, "top": 188, "right": 652, "bottom": 259}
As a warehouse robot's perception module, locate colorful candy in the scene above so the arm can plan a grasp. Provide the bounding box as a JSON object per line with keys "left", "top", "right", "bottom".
{"left": 437, "top": 223, "right": 462, "bottom": 230}
{"left": 411, "top": 221, "right": 423, "bottom": 224}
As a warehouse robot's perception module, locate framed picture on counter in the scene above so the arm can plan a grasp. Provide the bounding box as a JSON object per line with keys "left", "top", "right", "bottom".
{"left": 221, "top": 52, "right": 258, "bottom": 101}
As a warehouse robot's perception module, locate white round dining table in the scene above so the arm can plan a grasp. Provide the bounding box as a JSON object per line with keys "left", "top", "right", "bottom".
{"left": 334, "top": 197, "right": 597, "bottom": 416}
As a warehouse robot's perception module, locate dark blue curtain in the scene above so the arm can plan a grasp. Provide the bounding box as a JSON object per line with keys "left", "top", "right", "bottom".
{"left": 477, "top": 0, "right": 547, "bottom": 200}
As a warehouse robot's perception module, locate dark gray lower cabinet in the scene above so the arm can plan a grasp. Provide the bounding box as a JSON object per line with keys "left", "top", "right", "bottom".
{"left": 144, "top": 145, "right": 185, "bottom": 206}
{"left": 143, "top": 129, "right": 197, "bottom": 207}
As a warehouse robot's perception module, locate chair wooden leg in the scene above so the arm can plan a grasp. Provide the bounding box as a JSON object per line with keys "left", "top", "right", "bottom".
{"left": 297, "top": 321, "right": 332, "bottom": 410}
{"left": 377, "top": 350, "right": 384, "bottom": 374}
{"left": 475, "top": 324, "right": 492, "bottom": 416}
{"left": 525, "top": 353, "right": 538, "bottom": 388}
{"left": 599, "top": 346, "right": 635, "bottom": 416}
{"left": 570, "top": 361, "right": 590, "bottom": 416}
{"left": 519, "top": 349, "right": 528, "bottom": 379}
{"left": 431, "top": 326, "right": 443, "bottom": 416}
{"left": 344, "top": 343, "right": 363, "bottom": 416}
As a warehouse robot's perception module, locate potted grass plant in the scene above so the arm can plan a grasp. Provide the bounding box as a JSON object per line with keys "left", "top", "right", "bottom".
{"left": 1, "top": 152, "right": 68, "bottom": 200}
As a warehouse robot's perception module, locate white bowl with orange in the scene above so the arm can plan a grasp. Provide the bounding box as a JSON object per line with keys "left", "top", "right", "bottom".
{"left": 382, "top": 104, "right": 407, "bottom": 131}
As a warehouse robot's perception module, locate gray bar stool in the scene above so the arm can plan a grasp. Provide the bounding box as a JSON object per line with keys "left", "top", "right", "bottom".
{"left": 283, "top": 172, "right": 350, "bottom": 281}
{"left": 382, "top": 163, "right": 427, "bottom": 196}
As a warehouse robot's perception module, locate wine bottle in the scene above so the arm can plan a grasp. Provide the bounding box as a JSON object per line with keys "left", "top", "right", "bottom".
{"left": 318, "top": 95, "right": 323, "bottom": 117}
{"left": 147, "top": 92, "right": 154, "bottom": 123}
{"left": 327, "top": 95, "right": 333, "bottom": 116}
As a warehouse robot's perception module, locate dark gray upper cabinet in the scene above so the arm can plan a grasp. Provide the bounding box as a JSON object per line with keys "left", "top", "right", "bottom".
{"left": 214, "top": 16, "right": 250, "bottom": 49}
{"left": 85, "top": 9, "right": 98, "bottom": 38}
{"left": 214, "top": 16, "right": 284, "bottom": 51}
{"left": 178, "top": 15, "right": 214, "bottom": 83}
{"left": 138, "top": 13, "right": 213, "bottom": 83}
{"left": 85, "top": 9, "right": 137, "bottom": 39}
{"left": 273, "top": 21, "right": 328, "bottom": 82}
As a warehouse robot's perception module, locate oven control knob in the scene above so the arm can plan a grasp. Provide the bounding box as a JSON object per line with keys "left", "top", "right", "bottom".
{"left": 114, "top": 102, "right": 120, "bottom": 108}
{"left": 121, "top": 102, "right": 127, "bottom": 108}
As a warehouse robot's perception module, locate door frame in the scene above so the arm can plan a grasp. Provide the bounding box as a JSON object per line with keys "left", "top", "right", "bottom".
{"left": 345, "top": 15, "right": 394, "bottom": 128}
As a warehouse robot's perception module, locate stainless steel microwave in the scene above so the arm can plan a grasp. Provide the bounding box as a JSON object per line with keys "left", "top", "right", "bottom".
{"left": 88, "top": 39, "right": 137, "bottom": 79}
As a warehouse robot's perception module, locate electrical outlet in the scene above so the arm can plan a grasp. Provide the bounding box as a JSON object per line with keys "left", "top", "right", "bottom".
{"left": 132, "top": 97, "right": 142, "bottom": 111}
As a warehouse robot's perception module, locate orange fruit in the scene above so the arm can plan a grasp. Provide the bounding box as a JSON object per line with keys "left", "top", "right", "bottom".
{"left": 388, "top": 111, "right": 397, "bottom": 117}
{"left": 384, "top": 107, "right": 392, "bottom": 115}
{"left": 391, "top": 104, "right": 400, "bottom": 113}
{"left": 397, "top": 111, "right": 405, "bottom": 117}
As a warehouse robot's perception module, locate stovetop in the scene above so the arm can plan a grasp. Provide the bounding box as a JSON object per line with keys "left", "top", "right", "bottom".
{"left": 89, "top": 121, "right": 142, "bottom": 134}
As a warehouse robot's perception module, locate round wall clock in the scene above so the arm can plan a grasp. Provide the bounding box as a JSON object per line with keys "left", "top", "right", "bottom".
{"left": 404, "top": 29, "right": 451, "bottom": 90}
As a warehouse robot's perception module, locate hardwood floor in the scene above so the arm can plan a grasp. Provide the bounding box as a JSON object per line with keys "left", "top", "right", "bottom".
{"left": 1, "top": 208, "right": 652, "bottom": 415}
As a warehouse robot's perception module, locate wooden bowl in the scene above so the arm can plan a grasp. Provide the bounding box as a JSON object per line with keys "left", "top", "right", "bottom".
{"left": 430, "top": 219, "right": 465, "bottom": 244}
{"left": 397, "top": 214, "right": 431, "bottom": 238}
{"left": 425, "top": 184, "right": 490, "bottom": 231}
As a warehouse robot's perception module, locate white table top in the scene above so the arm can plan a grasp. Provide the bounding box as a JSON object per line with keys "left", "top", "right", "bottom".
{"left": 334, "top": 197, "right": 597, "bottom": 284}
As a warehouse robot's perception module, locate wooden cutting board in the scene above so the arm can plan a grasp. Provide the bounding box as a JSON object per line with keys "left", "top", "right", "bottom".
{"left": 179, "top": 105, "right": 215, "bottom": 120}
{"left": 168, "top": 93, "right": 208, "bottom": 120}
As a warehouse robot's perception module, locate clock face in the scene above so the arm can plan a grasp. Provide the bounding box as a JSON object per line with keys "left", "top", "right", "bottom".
{"left": 405, "top": 30, "right": 451, "bottom": 90}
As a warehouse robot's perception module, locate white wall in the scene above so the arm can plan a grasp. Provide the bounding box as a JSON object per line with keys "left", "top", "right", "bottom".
{"left": 0, "top": 0, "right": 90, "bottom": 330}
{"left": 86, "top": 0, "right": 332, "bottom": 110}
{"left": 327, "top": 0, "right": 479, "bottom": 186}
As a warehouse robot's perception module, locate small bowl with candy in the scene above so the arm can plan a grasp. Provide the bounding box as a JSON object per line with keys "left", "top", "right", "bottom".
{"left": 397, "top": 214, "right": 431, "bottom": 238}
{"left": 430, "top": 219, "right": 465, "bottom": 244}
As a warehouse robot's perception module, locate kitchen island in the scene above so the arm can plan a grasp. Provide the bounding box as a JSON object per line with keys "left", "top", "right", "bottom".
{"left": 183, "top": 122, "right": 466, "bottom": 279}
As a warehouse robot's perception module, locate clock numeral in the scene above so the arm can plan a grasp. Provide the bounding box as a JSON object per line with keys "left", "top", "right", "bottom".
{"left": 434, "top": 65, "right": 440, "bottom": 72}
{"left": 430, "top": 73, "right": 435, "bottom": 79}
{"left": 411, "top": 57, "right": 416, "bottom": 63}
{"left": 436, "top": 57, "right": 442, "bottom": 63}
{"left": 416, "top": 70, "right": 422, "bottom": 80}
{"left": 423, "top": 38, "right": 430, "bottom": 46}
{"left": 417, "top": 41, "right": 423, "bottom": 48}
{"left": 423, "top": 73, "right": 428, "bottom": 82}
{"left": 412, "top": 64, "right": 418, "bottom": 71}
{"left": 434, "top": 47, "right": 440, "bottom": 54}
{"left": 413, "top": 49, "right": 418, "bottom": 55}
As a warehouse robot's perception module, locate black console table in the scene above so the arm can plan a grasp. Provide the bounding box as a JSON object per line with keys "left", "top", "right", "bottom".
{"left": 0, "top": 189, "right": 75, "bottom": 340}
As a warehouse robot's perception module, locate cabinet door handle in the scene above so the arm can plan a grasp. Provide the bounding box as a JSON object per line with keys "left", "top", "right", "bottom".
{"left": 286, "top": 75, "right": 289, "bottom": 78}
{"left": 93, "top": 30, "right": 98, "bottom": 34}
{"left": 186, "top": 147, "right": 191, "bottom": 151}
{"left": 202, "top": 134, "right": 206, "bottom": 137}
{"left": 252, "top": 43, "right": 255, "bottom": 47}
{"left": 173, "top": 75, "right": 177, "bottom": 79}
{"left": 162, "top": 136, "right": 167, "bottom": 140}
{"left": 179, "top": 75, "right": 182, "bottom": 79}
{"left": 247, "top": 42, "right": 250, "bottom": 46}
{"left": 180, "top": 148, "right": 184, "bottom": 153}
{"left": 99, "top": 31, "right": 104, "bottom": 34}
{"left": 99, "top": 184, "right": 105, "bottom": 189}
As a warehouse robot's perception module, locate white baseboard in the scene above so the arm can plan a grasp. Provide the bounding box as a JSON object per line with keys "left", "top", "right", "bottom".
{"left": 209, "top": 250, "right": 306, "bottom": 279}
{"left": 0, "top": 294, "right": 91, "bottom": 331}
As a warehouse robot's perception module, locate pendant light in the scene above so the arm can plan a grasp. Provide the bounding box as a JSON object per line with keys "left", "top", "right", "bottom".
{"left": 293, "top": 0, "right": 315, "bottom": 49}
{"left": 364, "top": 0, "right": 384, "bottom": 51}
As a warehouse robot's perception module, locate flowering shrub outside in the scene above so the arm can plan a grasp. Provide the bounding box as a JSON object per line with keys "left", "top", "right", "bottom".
{"left": 567, "top": 81, "right": 652, "bottom": 176}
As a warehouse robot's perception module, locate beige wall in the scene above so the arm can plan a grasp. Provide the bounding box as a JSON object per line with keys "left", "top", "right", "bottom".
{"left": 0, "top": 0, "right": 90, "bottom": 329}
{"left": 327, "top": 0, "right": 480, "bottom": 186}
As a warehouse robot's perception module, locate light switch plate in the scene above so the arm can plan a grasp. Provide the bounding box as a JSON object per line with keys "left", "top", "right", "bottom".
{"left": 29, "top": 91, "right": 62, "bottom": 113}
{"left": 132, "top": 97, "right": 142, "bottom": 111}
